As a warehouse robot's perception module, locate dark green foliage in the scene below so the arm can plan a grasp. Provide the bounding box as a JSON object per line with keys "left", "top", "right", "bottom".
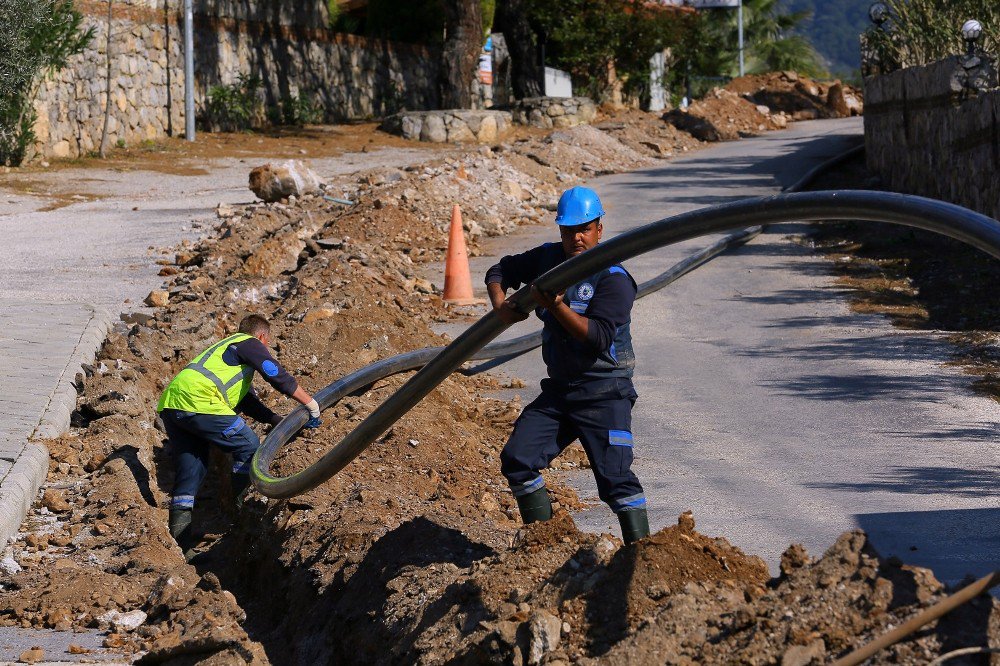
{"left": 526, "top": 0, "right": 690, "bottom": 101}
{"left": 671, "top": 0, "right": 824, "bottom": 97}
{"left": 0, "top": 0, "right": 94, "bottom": 165}
{"left": 205, "top": 74, "right": 264, "bottom": 132}
{"left": 864, "top": 0, "right": 1000, "bottom": 69}
{"left": 270, "top": 92, "right": 324, "bottom": 126}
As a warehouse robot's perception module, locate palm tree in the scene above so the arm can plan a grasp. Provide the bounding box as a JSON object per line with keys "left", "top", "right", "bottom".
{"left": 742, "top": 0, "right": 826, "bottom": 77}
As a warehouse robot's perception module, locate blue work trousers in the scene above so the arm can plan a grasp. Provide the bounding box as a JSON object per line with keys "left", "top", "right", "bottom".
{"left": 500, "top": 378, "right": 646, "bottom": 513}
{"left": 160, "top": 408, "right": 260, "bottom": 510}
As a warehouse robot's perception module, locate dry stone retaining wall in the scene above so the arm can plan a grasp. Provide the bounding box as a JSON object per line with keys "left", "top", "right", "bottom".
{"left": 381, "top": 110, "right": 513, "bottom": 144}
{"left": 864, "top": 55, "right": 1000, "bottom": 220}
{"left": 512, "top": 97, "right": 597, "bottom": 129}
{"left": 32, "top": 0, "right": 439, "bottom": 159}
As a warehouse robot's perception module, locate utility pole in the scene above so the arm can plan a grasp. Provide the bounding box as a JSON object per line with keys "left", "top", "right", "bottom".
{"left": 738, "top": 0, "right": 745, "bottom": 77}
{"left": 184, "top": 0, "right": 195, "bottom": 141}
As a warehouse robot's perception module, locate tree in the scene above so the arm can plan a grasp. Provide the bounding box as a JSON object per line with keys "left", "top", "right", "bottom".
{"left": 671, "top": 0, "right": 824, "bottom": 96}
{"left": 494, "top": 0, "right": 543, "bottom": 98}
{"left": 439, "top": 0, "right": 483, "bottom": 108}
{"left": 743, "top": 0, "right": 825, "bottom": 77}
{"left": 524, "top": 0, "right": 690, "bottom": 102}
{"left": 0, "top": 0, "right": 94, "bottom": 165}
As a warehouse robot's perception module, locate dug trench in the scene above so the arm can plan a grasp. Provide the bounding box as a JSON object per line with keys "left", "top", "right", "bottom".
{"left": 3, "top": 100, "right": 998, "bottom": 664}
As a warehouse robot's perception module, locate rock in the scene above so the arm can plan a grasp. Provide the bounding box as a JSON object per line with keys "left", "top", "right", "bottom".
{"left": 420, "top": 115, "right": 447, "bottom": 143}
{"left": 479, "top": 492, "right": 500, "bottom": 513}
{"left": 144, "top": 290, "right": 169, "bottom": 307}
{"left": 781, "top": 639, "right": 826, "bottom": 666}
{"left": 315, "top": 237, "right": 343, "bottom": 249}
{"left": 174, "top": 251, "right": 200, "bottom": 267}
{"left": 41, "top": 488, "right": 70, "bottom": 512}
{"left": 98, "top": 609, "right": 147, "bottom": 632}
{"left": 104, "top": 458, "right": 127, "bottom": 474}
{"left": 302, "top": 306, "right": 338, "bottom": 323}
{"left": 780, "top": 543, "right": 810, "bottom": 576}
{"left": 1, "top": 553, "right": 21, "bottom": 574}
{"left": 45, "top": 608, "right": 72, "bottom": 629}
{"left": 24, "top": 533, "right": 49, "bottom": 549}
{"left": 826, "top": 83, "right": 850, "bottom": 117}
{"left": 68, "top": 644, "right": 91, "bottom": 654}
{"left": 248, "top": 160, "right": 323, "bottom": 202}
{"left": 501, "top": 179, "right": 523, "bottom": 201}
{"left": 526, "top": 610, "right": 561, "bottom": 665}
{"left": 244, "top": 236, "right": 306, "bottom": 277}
{"left": 216, "top": 203, "right": 238, "bottom": 218}
{"left": 18, "top": 647, "right": 44, "bottom": 664}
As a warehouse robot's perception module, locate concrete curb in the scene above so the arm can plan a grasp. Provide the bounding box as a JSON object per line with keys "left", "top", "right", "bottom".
{"left": 0, "top": 305, "right": 115, "bottom": 547}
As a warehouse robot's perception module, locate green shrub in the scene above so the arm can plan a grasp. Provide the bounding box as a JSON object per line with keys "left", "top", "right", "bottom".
{"left": 269, "top": 92, "right": 324, "bottom": 126}
{"left": 866, "top": 0, "right": 1000, "bottom": 70}
{"left": 204, "top": 74, "right": 264, "bottom": 132}
{"left": 0, "top": 0, "right": 94, "bottom": 166}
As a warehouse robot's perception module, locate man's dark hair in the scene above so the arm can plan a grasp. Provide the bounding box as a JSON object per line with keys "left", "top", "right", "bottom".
{"left": 239, "top": 314, "right": 270, "bottom": 337}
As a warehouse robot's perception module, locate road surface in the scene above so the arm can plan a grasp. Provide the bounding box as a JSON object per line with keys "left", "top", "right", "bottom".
{"left": 464, "top": 117, "right": 1000, "bottom": 586}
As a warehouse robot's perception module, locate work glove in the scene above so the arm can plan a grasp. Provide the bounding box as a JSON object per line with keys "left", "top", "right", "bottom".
{"left": 304, "top": 399, "right": 322, "bottom": 429}
{"left": 305, "top": 399, "right": 321, "bottom": 419}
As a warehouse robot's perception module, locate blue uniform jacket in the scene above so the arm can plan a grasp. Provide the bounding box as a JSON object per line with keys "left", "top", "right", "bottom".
{"left": 486, "top": 242, "right": 637, "bottom": 384}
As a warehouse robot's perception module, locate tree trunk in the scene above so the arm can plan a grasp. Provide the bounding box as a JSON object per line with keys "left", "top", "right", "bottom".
{"left": 439, "top": 0, "right": 483, "bottom": 109}
{"left": 98, "top": 0, "right": 113, "bottom": 157}
{"left": 493, "top": 0, "right": 542, "bottom": 99}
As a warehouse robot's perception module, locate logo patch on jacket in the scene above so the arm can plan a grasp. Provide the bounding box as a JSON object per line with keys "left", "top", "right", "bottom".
{"left": 577, "top": 283, "right": 595, "bottom": 301}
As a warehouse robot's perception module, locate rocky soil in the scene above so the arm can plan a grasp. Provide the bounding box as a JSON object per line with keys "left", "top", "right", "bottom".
{"left": 1, "top": 98, "right": 997, "bottom": 666}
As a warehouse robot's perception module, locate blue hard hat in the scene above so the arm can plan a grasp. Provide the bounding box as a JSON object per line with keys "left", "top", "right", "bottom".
{"left": 554, "top": 186, "right": 605, "bottom": 227}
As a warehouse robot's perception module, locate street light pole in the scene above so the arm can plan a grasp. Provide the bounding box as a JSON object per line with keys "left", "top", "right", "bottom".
{"left": 738, "top": 0, "right": 745, "bottom": 77}
{"left": 184, "top": 0, "right": 195, "bottom": 142}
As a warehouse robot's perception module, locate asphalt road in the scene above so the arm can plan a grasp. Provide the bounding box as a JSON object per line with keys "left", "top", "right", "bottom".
{"left": 463, "top": 117, "right": 1000, "bottom": 585}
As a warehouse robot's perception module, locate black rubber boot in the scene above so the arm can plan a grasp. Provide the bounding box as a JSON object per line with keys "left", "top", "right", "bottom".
{"left": 515, "top": 487, "right": 553, "bottom": 524}
{"left": 618, "top": 508, "right": 650, "bottom": 545}
{"left": 168, "top": 508, "right": 196, "bottom": 561}
{"left": 231, "top": 474, "right": 252, "bottom": 511}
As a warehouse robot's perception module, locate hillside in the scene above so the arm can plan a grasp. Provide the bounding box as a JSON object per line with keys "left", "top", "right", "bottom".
{"left": 782, "top": 0, "right": 870, "bottom": 76}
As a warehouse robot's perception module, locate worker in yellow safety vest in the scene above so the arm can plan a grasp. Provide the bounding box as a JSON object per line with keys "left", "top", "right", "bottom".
{"left": 157, "top": 314, "right": 321, "bottom": 559}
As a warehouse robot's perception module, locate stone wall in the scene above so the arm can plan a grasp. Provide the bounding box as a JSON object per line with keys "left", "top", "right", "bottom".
{"left": 512, "top": 97, "right": 597, "bottom": 129}
{"left": 864, "top": 55, "right": 1000, "bottom": 220}
{"left": 381, "top": 110, "right": 512, "bottom": 144}
{"left": 32, "top": 0, "right": 440, "bottom": 159}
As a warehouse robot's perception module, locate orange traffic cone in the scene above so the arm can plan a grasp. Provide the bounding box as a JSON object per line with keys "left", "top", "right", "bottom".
{"left": 443, "top": 204, "right": 478, "bottom": 305}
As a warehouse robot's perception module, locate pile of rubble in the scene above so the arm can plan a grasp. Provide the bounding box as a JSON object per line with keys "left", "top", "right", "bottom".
{"left": 726, "top": 71, "right": 864, "bottom": 119}
{"left": 666, "top": 71, "right": 864, "bottom": 142}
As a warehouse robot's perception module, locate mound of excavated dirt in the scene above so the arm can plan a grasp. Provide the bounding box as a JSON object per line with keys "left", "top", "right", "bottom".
{"left": 2, "top": 108, "right": 996, "bottom": 665}
{"left": 664, "top": 87, "right": 786, "bottom": 142}
{"left": 726, "top": 71, "right": 864, "bottom": 120}
{"left": 665, "top": 72, "right": 864, "bottom": 143}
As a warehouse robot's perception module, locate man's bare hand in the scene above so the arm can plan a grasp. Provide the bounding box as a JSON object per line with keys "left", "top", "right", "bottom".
{"left": 495, "top": 300, "right": 529, "bottom": 325}
{"left": 530, "top": 284, "right": 564, "bottom": 311}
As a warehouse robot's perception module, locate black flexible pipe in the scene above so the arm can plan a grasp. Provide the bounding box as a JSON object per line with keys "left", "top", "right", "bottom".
{"left": 253, "top": 190, "right": 1000, "bottom": 498}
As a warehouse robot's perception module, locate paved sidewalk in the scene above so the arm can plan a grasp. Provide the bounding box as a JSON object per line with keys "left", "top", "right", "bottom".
{"left": 0, "top": 301, "right": 112, "bottom": 545}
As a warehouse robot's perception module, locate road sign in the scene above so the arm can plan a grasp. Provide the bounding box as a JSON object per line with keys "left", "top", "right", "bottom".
{"left": 659, "top": 0, "right": 740, "bottom": 7}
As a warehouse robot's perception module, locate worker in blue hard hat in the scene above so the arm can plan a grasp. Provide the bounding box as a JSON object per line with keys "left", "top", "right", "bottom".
{"left": 485, "top": 186, "right": 650, "bottom": 544}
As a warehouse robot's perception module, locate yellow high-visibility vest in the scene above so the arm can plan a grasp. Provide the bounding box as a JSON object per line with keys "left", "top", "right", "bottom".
{"left": 157, "top": 333, "right": 255, "bottom": 415}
